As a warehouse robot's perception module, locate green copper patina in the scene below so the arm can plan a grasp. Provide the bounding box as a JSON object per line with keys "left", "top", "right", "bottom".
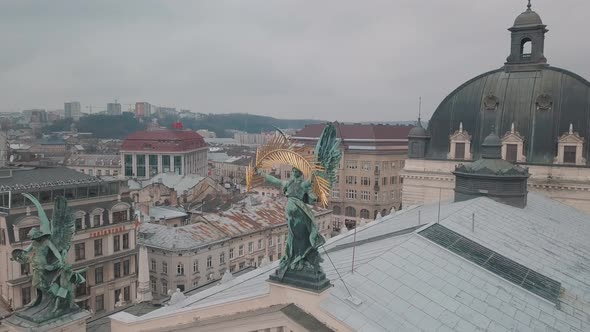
{"left": 261, "top": 123, "right": 341, "bottom": 291}
{"left": 11, "top": 193, "right": 86, "bottom": 323}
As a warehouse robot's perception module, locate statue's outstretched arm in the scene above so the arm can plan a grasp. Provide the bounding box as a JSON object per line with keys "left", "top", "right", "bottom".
{"left": 258, "top": 169, "right": 284, "bottom": 188}
{"left": 11, "top": 244, "right": 32, "bottom": 263}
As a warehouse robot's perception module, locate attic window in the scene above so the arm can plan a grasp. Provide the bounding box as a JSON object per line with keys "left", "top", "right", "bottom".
{"left": 419, "top": 223, "right": 561, "bottom": 304}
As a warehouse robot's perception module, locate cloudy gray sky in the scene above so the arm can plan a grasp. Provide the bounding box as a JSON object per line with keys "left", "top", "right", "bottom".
{"left": 1, "top": 0, "right": 588, "bottom": 122}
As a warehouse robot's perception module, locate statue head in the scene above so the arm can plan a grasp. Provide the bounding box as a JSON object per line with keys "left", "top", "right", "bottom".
{"left": 28, "top": 227, "right": 50, "bottom": 241}
{"left": 292, "top": 167, "right": 303, "bottom": 179}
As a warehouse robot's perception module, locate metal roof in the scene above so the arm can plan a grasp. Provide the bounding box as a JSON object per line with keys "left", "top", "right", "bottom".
{"left": 121, "top": 129, "right": 207, "bottom": 152}
{"left": 121, "top": 192, "right": 590, "bottom": 331}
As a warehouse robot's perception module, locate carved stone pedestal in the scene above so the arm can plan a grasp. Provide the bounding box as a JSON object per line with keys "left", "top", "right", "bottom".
{"left": 268, "top": 268, "right": 331, "bottom": 293}
{"left": 3, "top": 309, "right": 91, "bottom": 332}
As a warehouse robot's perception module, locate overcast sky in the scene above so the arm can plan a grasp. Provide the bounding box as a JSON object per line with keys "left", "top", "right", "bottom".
{"left": 1, "top": 0, "right": 588, "bottom": 122}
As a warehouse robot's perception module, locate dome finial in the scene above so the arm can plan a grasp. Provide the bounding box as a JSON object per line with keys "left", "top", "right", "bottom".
{"left": 527, "top": 0, "right": 532, "bottom": 11}
{"left": 417, "top": 96, "right": 422, "bottom": 125}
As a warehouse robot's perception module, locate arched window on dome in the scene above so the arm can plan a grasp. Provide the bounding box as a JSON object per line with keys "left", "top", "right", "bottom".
{"left": 448, "top": 122, "right": 472, "bottom": 160}
{"left": 520, "top": 38, "right": 532, "bottom": 59}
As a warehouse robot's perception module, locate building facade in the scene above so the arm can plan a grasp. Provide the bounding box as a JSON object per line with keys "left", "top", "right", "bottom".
{"left": 139, "top": 196, "right": 332, "bottom": 299}
{"left": 401, "top": 4, "right": 590, "bottom": 214}
{"left": 134, "top": 102, "right": 152, "bottom": 118}
{"left": 66, "top": 154, "right": 121, "bottom": 177}
{"left": 294, "top": 123, "right": 412, "bottom": 230}
{"left": 64, "top": 102, "right": 81, "bottom": 121}
{"left": 0, "top": 167, "right": 137, "bottom": 316}
{"left": 120, "top": 127, "right": 208, "bottom": 180}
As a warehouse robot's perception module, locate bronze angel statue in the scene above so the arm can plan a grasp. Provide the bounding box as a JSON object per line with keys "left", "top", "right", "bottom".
{"left": 246, "top": 123, "right": 341, "bottom": 288}
{"left": 11, "top": 193, "right": 86, "bottom": 323}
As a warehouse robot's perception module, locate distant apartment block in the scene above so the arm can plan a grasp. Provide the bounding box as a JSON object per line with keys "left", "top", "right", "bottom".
{"left": 107, "top": 103, "right": 122, "bottom": 115}
{"left": 134, "top": 102, "right": 152, "bottom": 118}
{"left": 64, "top": 101, "right": 81, "bottom": 121}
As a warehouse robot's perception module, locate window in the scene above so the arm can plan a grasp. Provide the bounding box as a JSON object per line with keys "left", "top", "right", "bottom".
{"left": 362, "top": 161, "right": 371, "bottom": 171}
{"left": 123, "top": 260, "right": 130, "bottom": 276}
{"left": 95, "top": 294, "right": 105, "bottom": 312}
{"left": 277, "top": 235, "right": 282, "bottom": 244}
{"left": 361, "top": 177, "right": 370, "bottom": 186}
{"left": 151, "top": 278, "right": 157, "bottom": 292}
{"left": 332, "top": 205, "right": 341, "bottom": 215}
{"left": 114, "top": 262, "right": 121, "bottom": 278}
{"left": 455, "top": 143, "right": 466, "bottom": 159}
{"left": 113, "top": 235, "right": 120, "bottom": 252}
{"left": 220, "top": 252, "right": 225, "bottom": 264}
{"left": 334, "top": 175, "right": 339, "bottom": 184}
{"left": 177, "top": 263, "right": 184, "bottom": 276}
{"left": 105, "top": 170, "right": 110, "bottom": 176}
{"left": 124, "top": 286, "right": 130, "bottom": 302}
{"left": 75, "top": 243, "right": 85, "bottom": 261}
{"left": 390, "top": 176, "right": 396, "bottom": 185}
{"left": 345, "top": 189, "right": 357, "bottom": 200}
{"left": 174, "top": 156, "right": 182, "bottom": 174}
{"left": 89, "top": 169, "right": 94, "bottom": 176}
{"left": 248, "top": 242, "right": 254, "bottom": 253}
{"left": 207, "top": 256, "right": 212, "bottom": 268}
{"left": 136, "top": 154, "right": 146, "bottom": 177}
{"left": 345, "top": 206, "right": 357, "bottom": 217}
{"left": 124, "top": 155, "right": 133, "bottom": 176}
{"left": 346, "top": 160, "right": 358, "bottom": 169}
{"left": 75, "top": 272, "right": 87, "bottom": 297}
{"left": 21, "top": 286, "right": 32, "bottom": 307}
{"left": 360, "top": 209, "right": 370, "bottom": 219}
{"left": 176, "top": 284, "right": 185, "bottom": 292}
{"left": 506, "top": 144, "right": 518, "bottom": 162}
{"left": 345, "top": 176, "right": 357, "bottom": 185}
{"left": 239, "top": 262, "right": 246, "bottom": 269}
{"left": 122, "top": 233, "right": 129, "bottom": 249}
{"left": 93, "top": 214, "right": 101, "bottom": 227}
{"left": 112, "top": 210, "right": 126, "bottom": 223}
{"left": 161, "top": 280, "right": 168, "bottom": 295}
{"left": 193, "top": 260, "right": 199, "bottom": 273}
{"left": 94, "top": 239, "right": 103, "bottom": 256}
{"left": 95, "top": 267, "right": 104, "bottom": 284}
{"left": 19, "top": 227, "right": 33, "bottom": 241}
{"left": 268, "top": 237, "right": 274, "bottom": 247}
{"left": 564, "top": 146, "right": 577, "bottom": 164}
{"left": 97, "top": 170, "right": 102, "bottom": 176}
{"left": 162, "top": 155, "right": 171, "bottom": 173}
{"left": 332, "top": 189, "right": 340, "bottom": 198}
{"left": 229, "top": 248, "right": 234, "bottom": 259}
{"left": 239, "top": 245, "right": 244, "bottom": 256}
{"left": 21, "top": 263, "right": 30, "bottom": 276}
{"left": 374, "top": 192, "right": 379, "bottom": 202}
{"left": 75, "top": 217, "right": 83, "bottom": 231}
{"left": 149, "top": 155, "right": 158, "bottom": 177}
{"left": 521, "top": 38, "right": 532, "bottom": 58}
{"left": 0, "top": 228, "right": 6, "bottom": 245}
{"left": 361, "top": 191, "right": 370, "bottom": 201}
{"left": 382, "top": 177, "right": 388, "bottom": 186}
{"left": 151, "top": 259, "right": 156, "bottom": 271}
{"left": 258, "top": 239, "right": 263, "bottom": 249}
{"left": 162, "top": 262, "right": 168, "bottom": 274}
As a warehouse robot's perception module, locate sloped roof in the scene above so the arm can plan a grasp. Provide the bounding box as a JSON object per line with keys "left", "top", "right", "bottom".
{"left": 121, "top": 129, "right": 206, "bottom": 152}
{"left": 121, "top": 192, "right": 590, "bottom": 331}
{"left": 295, "top": 123, "right": 413, "bottom": 141}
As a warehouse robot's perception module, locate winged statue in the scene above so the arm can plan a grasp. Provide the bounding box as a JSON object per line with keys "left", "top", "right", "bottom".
{"left": 11, "top": 194, "right": 86, "bottom": 323}
{"left": 246, "top": 123, "right": 341, "bottom": 283}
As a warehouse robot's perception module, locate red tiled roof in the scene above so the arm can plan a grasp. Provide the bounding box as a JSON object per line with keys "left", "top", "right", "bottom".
{"left": 295, "top": 123, "right": 414, "bottom": 140}
{"left": 121, "top": 129, "right": 207, "bottom": 152}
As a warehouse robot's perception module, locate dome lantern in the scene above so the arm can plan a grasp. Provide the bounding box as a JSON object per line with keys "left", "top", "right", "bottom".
{"left": 505, "top": 0, "right": 548, "bottom": 71}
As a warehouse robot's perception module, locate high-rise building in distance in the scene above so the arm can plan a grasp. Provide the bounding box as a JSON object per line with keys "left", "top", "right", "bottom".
{"left": 64, "top": 101, "right": 81, "bottom": 121}
{"left": 107, "top": 103, "right": 122, "bottom": 115}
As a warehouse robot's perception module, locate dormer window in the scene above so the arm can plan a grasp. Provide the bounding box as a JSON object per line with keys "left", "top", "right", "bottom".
{"left": 448, "top": 122, "right": 472, "bottom": 160}
{"left": 555, "top": 124, "right": 586, "bottom": 165}
{"left": 501, "top": 123, "right": 526, "bottom": 163}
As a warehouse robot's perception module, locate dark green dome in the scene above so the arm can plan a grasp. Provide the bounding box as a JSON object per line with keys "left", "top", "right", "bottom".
{"left": 426, "top": 66, "right": 590, "bottom": 164}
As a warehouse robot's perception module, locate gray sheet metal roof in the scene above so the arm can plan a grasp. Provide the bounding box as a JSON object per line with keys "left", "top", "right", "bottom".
{"left": 0, "top": 167, "right": 102, "bottom": 192}
{"left": 124, "top": 192, "right": 590, "bottom": 331}
{"left": 426, "top": 66, "right": 590, "bottom": 164}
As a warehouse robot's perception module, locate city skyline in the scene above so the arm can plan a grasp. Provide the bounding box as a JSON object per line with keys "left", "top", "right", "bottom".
{"left": 0, "top": 0, "right": 589, "bottom": 122}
